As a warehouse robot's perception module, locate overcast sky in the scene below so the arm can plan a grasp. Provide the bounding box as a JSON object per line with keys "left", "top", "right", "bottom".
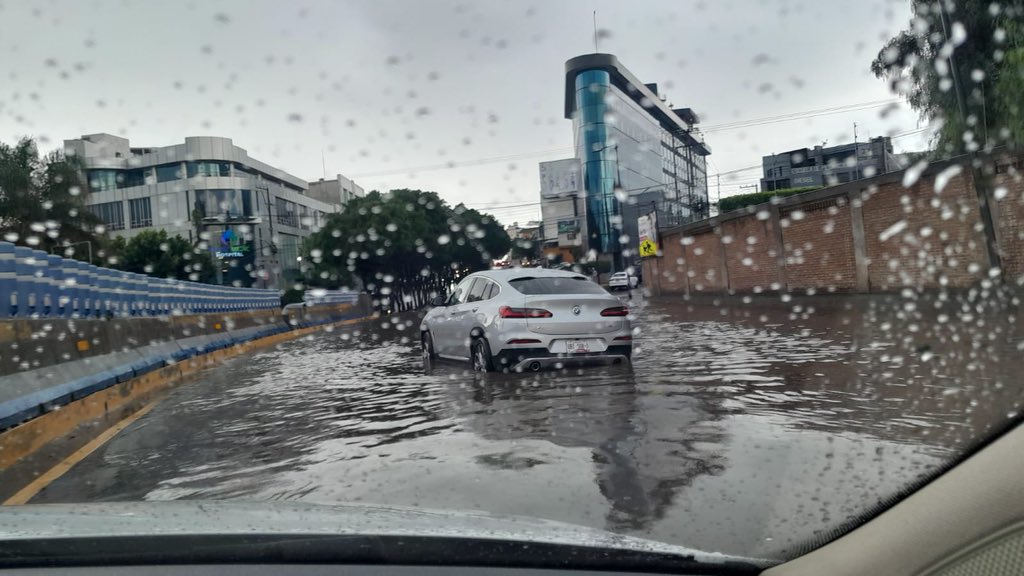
{"left": 0, "top": 0, "right": 930, "bottom": 225}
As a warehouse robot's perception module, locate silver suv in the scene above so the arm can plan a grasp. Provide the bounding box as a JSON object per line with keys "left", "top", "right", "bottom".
{"left": 421, "top": 268, "right": 633, "bottom": 372}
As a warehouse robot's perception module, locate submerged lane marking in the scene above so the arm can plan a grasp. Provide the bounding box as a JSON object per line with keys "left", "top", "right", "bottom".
{"left": 3, "top": 399, "right": 161, "bottom": 506}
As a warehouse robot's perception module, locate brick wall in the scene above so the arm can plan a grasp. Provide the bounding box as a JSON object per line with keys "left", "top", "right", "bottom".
{"left": 655, "top": 230, "right": 688, "bottom": 294}
{"left": 992, "top": 167, "right": 1024, "bottom": 282}
{"left": 781, "top": 200, "right": 858, "bottom": 292}
{"left": 721, "top": 215, "right": 780, "bottom": 292}
{"left": 861, "top": 170, "right": 986, "bottom": 291}
{"left": 684, "top": 229, "right": 726, "bottom": 292}
{"left": 647, "top": 153, "right": 1022, "bottom": 295}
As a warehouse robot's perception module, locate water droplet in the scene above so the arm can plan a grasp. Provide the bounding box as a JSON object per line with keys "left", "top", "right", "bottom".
{"left": 934, "top": 164, "right": 962, "bottom": 194}
{"left": 902, "top": 160, "right": 928, "bottom": 187}
{"left": 878, "top": 220, "right": 907, "bottom": 242}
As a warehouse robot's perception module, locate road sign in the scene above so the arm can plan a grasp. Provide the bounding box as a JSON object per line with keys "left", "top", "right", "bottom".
{"left": 637, "top": 213, "right": 659, "bottom": 258}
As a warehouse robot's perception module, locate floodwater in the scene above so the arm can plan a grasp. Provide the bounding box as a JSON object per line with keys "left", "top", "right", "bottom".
{"left": 32, "top": 291, "right": 1024, "bottom": 562}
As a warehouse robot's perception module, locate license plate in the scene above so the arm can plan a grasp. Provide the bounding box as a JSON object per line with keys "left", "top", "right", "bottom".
{"left": 565, "top": 340, "right": 590, "bottom": 353}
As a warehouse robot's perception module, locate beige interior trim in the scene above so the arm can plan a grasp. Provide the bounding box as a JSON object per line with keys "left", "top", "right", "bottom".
{"left": 763, "top": 423, "right": 1024, "bottom": 576}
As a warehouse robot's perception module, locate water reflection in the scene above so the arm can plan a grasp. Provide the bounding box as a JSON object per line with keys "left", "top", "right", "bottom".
{"left": 31, "top": 293, "right": 1024, "bottom": 562}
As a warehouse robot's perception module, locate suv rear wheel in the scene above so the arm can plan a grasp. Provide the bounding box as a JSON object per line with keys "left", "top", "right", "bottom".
{"left": 422, "top": 331, "right": 436, "bottom": 361}
{"left": 471, "top": 338, "right": 495, "bottom": 373}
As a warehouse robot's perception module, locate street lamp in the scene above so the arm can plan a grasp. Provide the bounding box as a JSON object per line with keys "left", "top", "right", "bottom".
{"left": 52, "top": 240, "right": 93, "bottom": 264}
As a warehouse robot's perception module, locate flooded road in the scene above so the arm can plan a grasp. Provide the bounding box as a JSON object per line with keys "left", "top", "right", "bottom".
{"left": 33, "top": 292, "right": 1024, "bottom": 562}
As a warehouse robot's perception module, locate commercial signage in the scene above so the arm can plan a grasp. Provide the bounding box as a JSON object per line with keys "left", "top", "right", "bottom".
{"left": 214, "top": 228, "right": 251, "bottom": 259}
{"left": 539, "top": 159, "right": 580, "bottom": 198}
{"left": 637, "top": 212, "right": 658, "bottom": 258}
{"left": 791, "top": 165, "right": 821, "bottom": 174}
{"left": 557, "top": 219, "right": 580, "bottom": 234}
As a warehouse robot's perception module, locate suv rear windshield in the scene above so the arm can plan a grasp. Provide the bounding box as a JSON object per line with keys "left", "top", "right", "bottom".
{"left": 507, "top": 276, "right": 607, "bottom": 295}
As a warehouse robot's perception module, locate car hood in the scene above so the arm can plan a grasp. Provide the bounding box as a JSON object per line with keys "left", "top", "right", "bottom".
{"left": 0, "top": 500, "right": 763, "bottom": 567}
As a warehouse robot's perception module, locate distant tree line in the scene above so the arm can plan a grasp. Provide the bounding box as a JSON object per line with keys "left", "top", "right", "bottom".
{"left": 302, "top": 189, "right": 511, "bottom": 312}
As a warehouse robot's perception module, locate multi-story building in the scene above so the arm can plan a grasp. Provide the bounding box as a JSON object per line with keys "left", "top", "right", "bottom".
{"left": 308, "top": 174, "right": 365, "bottom": 207}
{"left": 760, "top": 136, "right": 900, "bottom": 192}
{"left": 64, "top": 133, "right": 347, "bottom": 287}
{"left": 543, "top": 53, "right": 711, "bottom": 270}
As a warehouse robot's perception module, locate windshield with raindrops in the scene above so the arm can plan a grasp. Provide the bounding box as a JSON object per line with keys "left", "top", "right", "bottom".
{"left": 0, "top": 0, "right": 1023, "bottom": 570}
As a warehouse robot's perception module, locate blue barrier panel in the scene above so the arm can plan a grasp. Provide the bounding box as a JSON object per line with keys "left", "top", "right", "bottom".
{"left": 12, "top": 246, "right": 35, "bottom": 318}
{"left": 114, "top": 270, "right": 129, "bottom": 317}
{"left": 127, "top": 272, "right": 143, "bottom": 316}
{"left": 84, "top": 264, "right": 100, "bottom": 318}
{"left": 46, "top": 254, "right": 65, "bottom": 317}
{"left": 63, "top": 260, "right": 81, "bottom": 317}
{"left": 0, "top": 242, "right": 15, "bottom": 318}
{"left": 145, "top": 276, "right": 160, "bottom": 316}
{"left": 30, "top": 250, "right": 50, "bottom": 316}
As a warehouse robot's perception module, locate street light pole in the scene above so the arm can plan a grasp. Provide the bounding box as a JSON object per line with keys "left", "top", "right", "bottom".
{"left": 52, "top": 240, "right": 93, "bottom": 264}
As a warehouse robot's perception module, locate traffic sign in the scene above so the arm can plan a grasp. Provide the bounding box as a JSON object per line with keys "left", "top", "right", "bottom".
{"left": 639, "top": 238, "right": 658, "bottom": 257}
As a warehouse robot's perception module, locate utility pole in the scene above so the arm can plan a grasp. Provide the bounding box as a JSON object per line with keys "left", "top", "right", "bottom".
{"left": 853, "top": 122, "right": 858, "bottom": 143}
{"left": 939, "top": 1, "right": 1001, "bottom": 271}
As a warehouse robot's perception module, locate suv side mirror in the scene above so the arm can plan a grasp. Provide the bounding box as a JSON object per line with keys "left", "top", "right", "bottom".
{"left": 430, "top": 295, "right": 447, "bottom": 307}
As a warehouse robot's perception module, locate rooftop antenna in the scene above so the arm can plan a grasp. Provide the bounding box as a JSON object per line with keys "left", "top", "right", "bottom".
{"left": 321, "top": 148, "right": 327, "bottom": 180}
{"left": 593, "top": 11, "right": 598, "bottom": 53}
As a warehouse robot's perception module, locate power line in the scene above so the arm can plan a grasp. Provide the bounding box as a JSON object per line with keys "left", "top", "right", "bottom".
{"left": 347, "top": 146, "right": 575, "bottom": 179}
{"left": 700, "top": 99, "right": 901, "bottom": 132}
{"left": 346, "top": 99, "right": 910, "bottom": 181}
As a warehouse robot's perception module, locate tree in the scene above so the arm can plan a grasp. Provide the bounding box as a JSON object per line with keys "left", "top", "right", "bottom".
{"left": 872, "top": 1, "right": 1024, "bottom": 156}
{"left": 110, "top": 229, "right": 217, "bottom": 283}
{"left": 303, "top": 189, "right": 510, "bottom": 310}
{"left": 0, "top": 137, "right": 102, "bottom": 257}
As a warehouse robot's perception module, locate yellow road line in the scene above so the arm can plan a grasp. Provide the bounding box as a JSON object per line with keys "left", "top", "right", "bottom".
{"left": 3, "top": 399, "right": 161, "bottom": 506}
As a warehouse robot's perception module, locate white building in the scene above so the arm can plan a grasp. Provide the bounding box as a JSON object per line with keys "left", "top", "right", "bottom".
{"left": 308, "top": 174, "right": 365, "bottom": 206}
{"left": 64, "top": 133, "right": 352, "bottom": 287}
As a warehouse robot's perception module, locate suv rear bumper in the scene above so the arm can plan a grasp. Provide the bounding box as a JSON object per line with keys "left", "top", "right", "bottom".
{"left": 492, "top": 345, "right": 632, "bottom": 372}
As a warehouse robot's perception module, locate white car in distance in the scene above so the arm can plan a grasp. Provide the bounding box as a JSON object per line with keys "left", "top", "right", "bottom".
{"left": 607, "top": 271, "right": 639, "bottom": 291}
{"left": 421, "top": 269, "right": 633, "bottom": 372}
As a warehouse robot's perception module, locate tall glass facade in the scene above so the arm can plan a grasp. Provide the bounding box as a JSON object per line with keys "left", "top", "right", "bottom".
{"left": 574, "top": 70, "right": 618, "bottom": 254}
{"left": 570, "top": 64, "right": 711, "bottom": 263}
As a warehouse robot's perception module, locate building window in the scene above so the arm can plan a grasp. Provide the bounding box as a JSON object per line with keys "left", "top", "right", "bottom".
{"left": 122, "top": 168, "right": 151, "bottom": 187}
{"left": 194, "top": 189, "right": 252, "bottom": 219}
{"left": 87, "top": 169, "right": 119, "bottom": 192}
{"left": 275, "top": 197, "right": 297, "bottom": 227}
{"left": 233, "top": 162, "right": 257, "bottom": 176}
{"left": 155, "top": 163, "right": 183, "bottom": 182}
{"left": 128, "top": 198, "right": 152, "bottom": 228}
{"left": 90, "top": 201, "right": 124, "bottom": 231}
{"left": 187, "top": 161, "right": 231, "bottom": 178}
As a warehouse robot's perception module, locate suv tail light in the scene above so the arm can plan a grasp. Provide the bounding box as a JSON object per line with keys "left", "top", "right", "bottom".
{"left": 499, "top": 306, "right": 553, "bottom": 319}
{"left": 600, "top": 306, "right": 629, "bottom": 317}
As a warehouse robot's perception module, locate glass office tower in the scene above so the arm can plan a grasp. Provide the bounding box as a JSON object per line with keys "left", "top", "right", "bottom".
{"left": 564, "top": 54, "right": 711, "bottom": 268}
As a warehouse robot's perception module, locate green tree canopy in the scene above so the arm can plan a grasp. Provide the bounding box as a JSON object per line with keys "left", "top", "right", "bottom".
{"left": 872, "top": 1, "right": 1024, "bottom": 156}
{"left": 303, "top": 189, "right": 510, "bottom": 308}
{"left": 0, "top": 137, "right": 102, "bottom": 258}
{"left": 109, "top": 229, "right": 217, "bottom": 283}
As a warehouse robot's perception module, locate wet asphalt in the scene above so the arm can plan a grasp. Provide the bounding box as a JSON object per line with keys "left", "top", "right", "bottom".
{"left": 30, "top": 290, "right": 1024, "bottom": 562}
